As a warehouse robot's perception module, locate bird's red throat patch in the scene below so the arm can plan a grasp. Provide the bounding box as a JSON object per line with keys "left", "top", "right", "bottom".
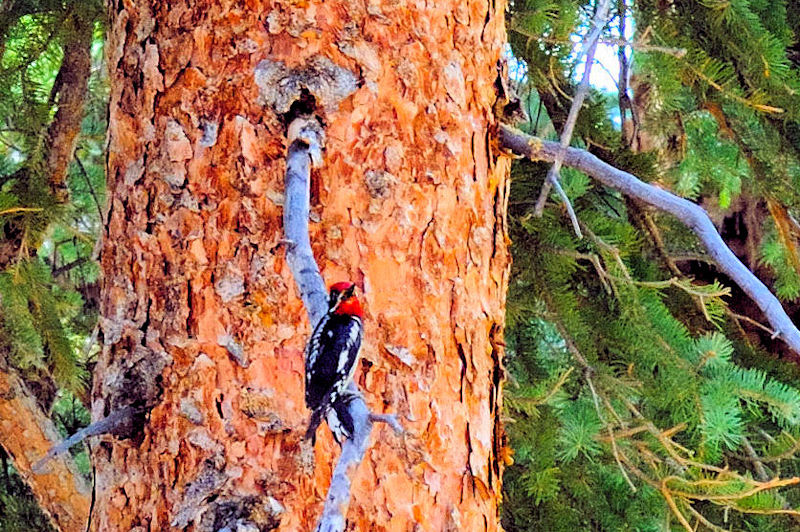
{"left": 335, "top": 296, "right": 363, "bottom": 318}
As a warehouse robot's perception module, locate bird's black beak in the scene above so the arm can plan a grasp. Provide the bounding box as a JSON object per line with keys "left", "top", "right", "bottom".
{"left": 344, "top": 284, "right": 356, "bottom": 298}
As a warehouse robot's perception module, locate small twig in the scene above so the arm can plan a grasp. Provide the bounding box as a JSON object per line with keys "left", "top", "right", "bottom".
{"left": 741, "top": 436, "right": 770, "bottom": 482}
{"left": 532, "top": 0, "right": 612, "bottom": 233}
{"left": 52, "top": 256, "right": 90, "bottom": 277}
{"left": 586, "top": 374, "right": 636, "bottom": 491}
{"left": 599, "top": 37, "right": 687, "bottom": 58}
{"left": 74, "top": 151, "right": 104, "bottom": 221}
{"left": 664, "top": 475, "right": 800, "bottom": 502}
{"left": 597, "top": 422, "right": 687, "bottom": 442}
{"left": 0, "top": 134, "right": 24, "bottom": 152}
{"left": 768, "top": 199, "right": 800, "bottom": 277}
{"left": 548, "top": 311, "right": 636, "bottom": 492}
{"left": 736, "top": 433, "right": 800, "bottom": 464}
{"left": 614, "top": 447, "right": 663, "bottom": 490}
{"left": 669, "top": 253, "right": 714, "bottom": 265}
{"left": 508, "top": 31, "right": 687, "bottom": 58}
{"left": 730, "top": 506, "right": 800, "bottom": 517}
{"left": 0, "top": 207, "right": 44, "bottom": 216}
{"left": 593, "top": 58, "right": 620, "bottom": 91}
{"left": 727, "top": 311, "right": 778, "bottom": 337}
{"left": 574, "top": 251, "right": 613, "bottom": 294}
{"left": 551, "top": 171, "right": 584, "bottom": 237}
{"left": 568, "top": 249, "right": 730, "bottom": 299}
{"left": 509, "top": 367, "right": 575, "bottom": 408}
{"left": 498, "top": 125, "right": 800, "bottom": 357}
{"left": 689, "top": 65, "right": 784, "bottom": 114}
{"left": 660, "top": 479, "right": 694, "bottom": 532}
{"left": 368, "top": 413, "right": 403, "bottom": 434}
{"left": 684, "top": 503, "right": 729, "bottom": 532}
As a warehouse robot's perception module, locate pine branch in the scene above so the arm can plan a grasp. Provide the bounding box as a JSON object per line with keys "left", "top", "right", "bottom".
{"left": 283, "top": 117, "right": 401, "bottom": 532}
{"left": 498, "top": 124, "right": 800, "bottom": 357}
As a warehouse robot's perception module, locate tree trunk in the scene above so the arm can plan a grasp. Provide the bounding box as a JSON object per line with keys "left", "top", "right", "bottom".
{"left": 0, "top": 369, "right": 90, "bottom": 532}
{"left": 46, "top": 11, "right": 93, "bottom": 200}
{"left": 95, "top": 1, "right": 510, "bottom": 530}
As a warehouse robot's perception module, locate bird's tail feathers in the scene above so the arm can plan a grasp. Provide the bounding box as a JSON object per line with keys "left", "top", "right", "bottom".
{"left": 305, "top": 407, "right": 325, "bottom": 444}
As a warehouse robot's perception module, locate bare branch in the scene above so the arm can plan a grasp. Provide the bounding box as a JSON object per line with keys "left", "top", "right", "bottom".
{"left": 741, "top": 436, "right": 770, "bottom": 482}
{"left": 533, "top": 0, "right": 613, "bottom": 231}
{"left": 74, "top": 151, "right": 104, "bottom": 221}
{"left": 368, "top": 412, "right": 403, "bottom": 434}
{"left": 550, "top": 172, "right": 584, "bottom": 238}
{"left": 313, "top": 391, "right": 402, "bottom": 532}
{"left": 52, "top": 256, "right": 90, "bottom": 277}
{"left": 498, "top": 124, "right": 800, "bottom": 356}
{"left": 509, "top": 34, "right": 687, "bottom": 58}
{"left": 284, "top": 117, "right": 328, "bottom": 327}
{"left": 32, "top": 405, "right": 140, "bottom": 474}
{"left": 284, "top": 117, "right": 402, "bottom": 532}
{"left": 617, "top": 0, "right": 635, "bottom": 147}
{"left": 599, "top": 37, "right": 687, "bottom": 58}
{"left": 728, "top": 311, "right": 778, "bottom": 338}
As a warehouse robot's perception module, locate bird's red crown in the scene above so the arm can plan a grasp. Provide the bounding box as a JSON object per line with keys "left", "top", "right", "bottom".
{"left": 329, "top": 281, "right": 363, "bottom": 318}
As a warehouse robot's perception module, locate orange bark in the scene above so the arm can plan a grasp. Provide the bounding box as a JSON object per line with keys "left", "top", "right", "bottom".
{"left": 0, "top": 369, "right": 90, "bottom": 532}
{"left": 96, "top": 1, "right": 510, "bottom": 530}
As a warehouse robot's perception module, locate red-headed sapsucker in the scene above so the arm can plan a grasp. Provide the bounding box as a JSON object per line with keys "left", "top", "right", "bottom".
{"left": 305, "top": 281, "right": 363, "bottom": 444}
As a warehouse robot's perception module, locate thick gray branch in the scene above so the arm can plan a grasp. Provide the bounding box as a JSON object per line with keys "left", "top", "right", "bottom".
{"left": 313, "top": 389, "right": 371, "bottom": 532}
{"left": 284, "top": 118, "right": 400, "bottom": 532}
{"left": 499, "top": 124, "right": 800, "bottom": 356}
{"left": 32, "top": 406, "right": 140, "bottom": 474}
{"left": 284, "top": 117, "right": 328, "bottom": 327}
{"left": 313, "top": 389, "right": 402, "bottom": 532}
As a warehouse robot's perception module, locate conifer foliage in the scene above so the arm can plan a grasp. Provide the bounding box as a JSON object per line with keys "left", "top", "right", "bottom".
{"left": 0, "top": 0, "right": 104, "bottom": 395}
{"left": 504, "top": 0, "right": 800, "bottom": 530}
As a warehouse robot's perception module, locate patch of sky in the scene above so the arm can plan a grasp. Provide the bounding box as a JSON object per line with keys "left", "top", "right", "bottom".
{"left": 505, "top": 5, "right": 635, "bottom": 130}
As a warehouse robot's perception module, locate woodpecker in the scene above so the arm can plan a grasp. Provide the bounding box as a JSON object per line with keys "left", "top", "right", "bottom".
{"left": 305, "top": 281, "right": 364, "bottom": 444}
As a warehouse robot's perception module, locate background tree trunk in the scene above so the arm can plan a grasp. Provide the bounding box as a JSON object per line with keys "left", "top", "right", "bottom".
{"left": 0, "top": 370, "right": 90, "bottom": 532}
{"left": 46, "top": 11, "right": 93, "bottom": 200}
{"left": 95, "top": 0, "right": 510, "bottom": 529}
